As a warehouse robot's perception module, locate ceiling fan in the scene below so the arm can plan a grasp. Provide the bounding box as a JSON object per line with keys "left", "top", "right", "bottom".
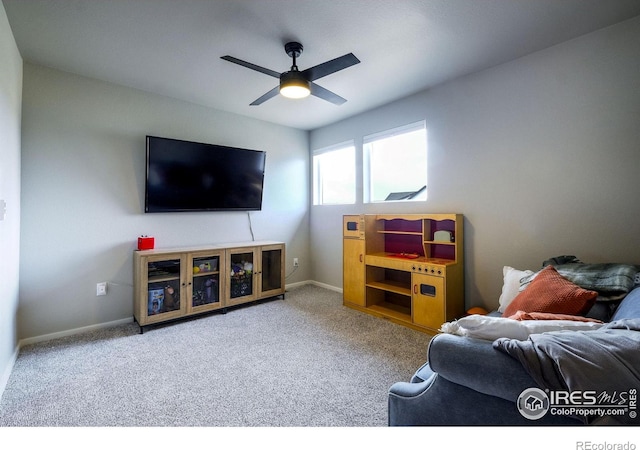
{"left": 221, "top": 42, "right": 360, "bottom": 106}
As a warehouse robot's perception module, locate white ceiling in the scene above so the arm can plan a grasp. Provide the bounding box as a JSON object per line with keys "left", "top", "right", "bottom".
{"left": 4, "top": 0, "right": 640, "bottom": 130}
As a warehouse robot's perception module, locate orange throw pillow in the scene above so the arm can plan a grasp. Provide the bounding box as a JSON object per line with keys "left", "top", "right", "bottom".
{"left": 507, "top": 310, "right": 602, "bottom": 323}
{"left": 503, "top": 265, "right": 598, "bottom": 317}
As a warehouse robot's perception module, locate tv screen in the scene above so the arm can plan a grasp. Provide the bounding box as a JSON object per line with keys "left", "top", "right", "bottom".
{"left": 145, "top": 136, "right": 266, "bottom": 213}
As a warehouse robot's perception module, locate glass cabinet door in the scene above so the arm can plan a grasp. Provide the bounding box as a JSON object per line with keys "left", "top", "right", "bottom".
{"left": 227, "top": 249, "right": 257, "bottom": 304}
{"left": 146, "top": 257, "right": 184, "bottom": 321}
{"left": 260, "top": 245, "right": 284, "bottom": 296}
{"left": 190, "top": 251, "right": 223, "bottom": 313}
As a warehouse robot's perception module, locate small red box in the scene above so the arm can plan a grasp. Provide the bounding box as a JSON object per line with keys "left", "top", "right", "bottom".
{"left": 137, "top": 236, "right": 155, "bottom": 250}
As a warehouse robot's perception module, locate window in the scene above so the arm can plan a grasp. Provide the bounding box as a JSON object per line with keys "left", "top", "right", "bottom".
{"left": 363, "top": 121, "right": 427, "bottom": 203}
{"left": 312, "top": 141, "right": 355, "bottom": 205}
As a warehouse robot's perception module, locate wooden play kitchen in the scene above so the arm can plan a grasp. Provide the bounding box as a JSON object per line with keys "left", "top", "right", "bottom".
{"left": 343, "top": 214, "right": 464, "bottom": 333}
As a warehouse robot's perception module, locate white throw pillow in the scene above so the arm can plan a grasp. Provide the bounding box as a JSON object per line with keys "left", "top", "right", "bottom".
{"left": 497, "top": 266, "right": 534, "bottom": 313}
{"left": 439, "top": 314, "right": 604, "bottom": 341}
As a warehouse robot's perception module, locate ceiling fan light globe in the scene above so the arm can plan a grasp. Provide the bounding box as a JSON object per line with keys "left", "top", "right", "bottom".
{"left": 280, "top": 72, "right": 310, "bottom": 99}
{"left": 280, "top": 85, "right": 310, "bottom": 99}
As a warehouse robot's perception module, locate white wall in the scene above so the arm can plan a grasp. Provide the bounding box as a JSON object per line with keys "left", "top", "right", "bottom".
{"left": 0, "top": 0, "right": 22, "bottom": 391}
{"left": 19, "top": 64, "right": 310, "bottom": 340}
{"left": 310, "top": 16, "right": 640, "bottom": 310}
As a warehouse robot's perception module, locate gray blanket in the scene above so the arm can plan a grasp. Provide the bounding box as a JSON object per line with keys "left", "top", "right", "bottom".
{"left": 521, "top": 262, "right": 638, "bottom": 299}
{"left": 494, "top": 319, "right": 640, "bottom": 424}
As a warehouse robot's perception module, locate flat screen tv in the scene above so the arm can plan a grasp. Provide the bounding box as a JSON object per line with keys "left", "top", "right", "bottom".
{"left": 145, "top": 136, "right": 266, "bottom": 213}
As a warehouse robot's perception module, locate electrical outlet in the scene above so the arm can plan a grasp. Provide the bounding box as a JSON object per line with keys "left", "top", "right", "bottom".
{"left": 96, "top": 282, "right": 107, "bottom": 296}
{"left": 293, "top": 258, "right": 299, "bottom": 267}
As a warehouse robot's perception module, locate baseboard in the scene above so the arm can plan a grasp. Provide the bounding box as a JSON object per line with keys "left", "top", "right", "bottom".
{"left": 285, "top": 279, "right": 342, "bottom": 293}
{"left": 18, "top": 317, "right": 134, "bottom": 348}
{"left": 308, "top": 280, "right": 343, "bottom": 293}
{"left": 284, "top": 279, "right": 312, "bottom": 290}
{"left": 0, "top": 343, "right": 19, "bottom": 401}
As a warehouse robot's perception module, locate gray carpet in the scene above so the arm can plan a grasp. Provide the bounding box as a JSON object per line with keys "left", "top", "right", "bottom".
{"left": 0, "top": 284, "right": 431, "bottom": 427}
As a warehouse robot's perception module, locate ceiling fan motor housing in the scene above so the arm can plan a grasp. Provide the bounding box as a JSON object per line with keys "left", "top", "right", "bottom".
{"left": 285, "top": 41, "right": 303, "bottom": 59}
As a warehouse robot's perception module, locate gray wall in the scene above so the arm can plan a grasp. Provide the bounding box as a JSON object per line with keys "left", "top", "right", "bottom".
{"left": 19, "top": 64, "right": 310, "bottom": 340}
{"left": 310, "top": 16, "right": 640, "bottom": 310}
{"left": 0, "top": 1, "right": 22, "bottom": 390}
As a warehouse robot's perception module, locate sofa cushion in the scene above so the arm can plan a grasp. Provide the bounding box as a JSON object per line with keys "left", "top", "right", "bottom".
{"left": 498, "top": 266, "right": 534, "bottom": 313}
{"left": 503, "top": 265, "right": 597, "bottom": 317}
{"left": 584, "top": 301, "right": 619, "bottom": 322}
{"left": 611, "top": 286, "right": 640, "bottom": 321}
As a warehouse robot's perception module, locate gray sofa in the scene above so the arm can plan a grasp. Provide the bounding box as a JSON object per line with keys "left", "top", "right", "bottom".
{"left": 388, "top": 267, "right": 640, "bottom": 426}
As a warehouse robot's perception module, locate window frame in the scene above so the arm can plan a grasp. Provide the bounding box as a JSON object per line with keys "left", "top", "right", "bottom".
{"left": 312, "top": 140, "right": 356, "bottom": 206}
{"left": 362, "top": 120, "right": 427, "bottom": 204}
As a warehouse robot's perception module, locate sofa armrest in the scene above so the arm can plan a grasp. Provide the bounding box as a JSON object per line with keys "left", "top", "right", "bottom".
{"left": 427, "top": 333, "right": 537, "bottom": 402}
{"left": 388, "top": 372, "right": 440, "bottom": 426}
{"left": 389, "top": 375, "right": 436, "bottom": 399}
{"left": 410, "top": 361, "right": 433, "bottom": 383}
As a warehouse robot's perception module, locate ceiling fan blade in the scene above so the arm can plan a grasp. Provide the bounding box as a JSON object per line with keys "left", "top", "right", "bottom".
{"left": 220, "top": 55, "right": 281, "bottom": 78}
{"left": 301, "top": 53, "right": 360, "bottom": 81}
{"left": 250, "top": 86, "right": 280, "bottom": 106}
{"left": 309, "top": 82, "right": 347, "bottom": 105}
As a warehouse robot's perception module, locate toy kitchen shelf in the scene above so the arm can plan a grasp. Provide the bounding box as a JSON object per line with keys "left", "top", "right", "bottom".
{"left": 343, "top": 214, "right": 464, "bottom": 333}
